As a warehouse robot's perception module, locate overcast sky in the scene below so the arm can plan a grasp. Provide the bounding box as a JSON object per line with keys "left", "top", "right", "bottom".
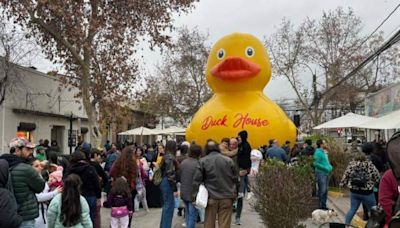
{"left": 34, "top": 0, "right": 400, "bottom": 100}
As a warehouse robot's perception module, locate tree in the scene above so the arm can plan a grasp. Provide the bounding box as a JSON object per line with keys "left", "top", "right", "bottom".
{"left": 0, "top": 0, "right": 198, "bottom": 146}
{"left": 139, "top": 27, "right": 211, "bottom": 125}
{"left": 266, "top": 7, "right": 399, "bottom": 129}
{"left": 0, "top": 20, "right": 37, "bottom": 106}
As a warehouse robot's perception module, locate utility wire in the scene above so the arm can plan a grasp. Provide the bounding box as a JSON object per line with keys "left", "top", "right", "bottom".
{"left": 358, "top": 3, "right": 400, "bottom": 49}
{"left": 324, "top": 28, "right": 400, "bottom": 96}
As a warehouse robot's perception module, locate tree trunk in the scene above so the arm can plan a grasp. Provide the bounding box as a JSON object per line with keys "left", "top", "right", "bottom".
{"left": 81, "top": 67, "right": 102, "bottom": 148}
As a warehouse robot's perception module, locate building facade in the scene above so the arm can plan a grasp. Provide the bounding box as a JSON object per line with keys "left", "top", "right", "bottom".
{"left": 0, "top": 62, "right": 89, "bottom": 154}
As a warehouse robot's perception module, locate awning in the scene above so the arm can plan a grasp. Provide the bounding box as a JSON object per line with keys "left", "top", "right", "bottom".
{"left": 356, "top": 110, "right": 400, "bottom": 130}
{"left": 17, "top": 122, "right": 36, "bottom": 131}
{"left": 118, "top": 126, "right": 156, "bottom": 136}
{"left": 313, "top": 113, "right": 376, "bottom": 129}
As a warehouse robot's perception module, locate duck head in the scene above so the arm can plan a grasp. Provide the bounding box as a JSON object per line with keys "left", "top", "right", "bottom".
{"left": 206, "top": 33, "right": 272, "bottom": 93}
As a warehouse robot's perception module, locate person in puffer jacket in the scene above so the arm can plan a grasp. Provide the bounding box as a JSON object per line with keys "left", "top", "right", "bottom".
{"left": 0, "top": 159, "right": 22, "bottom": 228}
{"left": 1, "top": 137, "right": 45, "bottom": 228}
{"left": 340, "top": 152, "right": 380, "bottom": 224}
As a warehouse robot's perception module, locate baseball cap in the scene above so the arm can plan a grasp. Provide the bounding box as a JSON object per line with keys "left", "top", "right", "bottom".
{"left": 9, "top": 137, "right": 36, "bottom": 149}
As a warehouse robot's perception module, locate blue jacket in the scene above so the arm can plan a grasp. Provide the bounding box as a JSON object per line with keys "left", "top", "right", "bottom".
{"left": 266, "top": 146, "right": 287, "bottom": 162}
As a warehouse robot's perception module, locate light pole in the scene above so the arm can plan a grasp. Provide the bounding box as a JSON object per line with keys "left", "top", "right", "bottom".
{"left": 69, "top": 112, "right": 73, "bottom": 154}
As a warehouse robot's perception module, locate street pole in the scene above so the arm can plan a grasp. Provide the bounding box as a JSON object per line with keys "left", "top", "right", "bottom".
{"left": 69, "top": 113, "right": 73, "bottom": 154}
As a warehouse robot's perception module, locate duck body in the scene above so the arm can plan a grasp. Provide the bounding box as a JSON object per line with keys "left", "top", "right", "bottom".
{"left": 186, "top": 33, "right": 296, "bottom": 148}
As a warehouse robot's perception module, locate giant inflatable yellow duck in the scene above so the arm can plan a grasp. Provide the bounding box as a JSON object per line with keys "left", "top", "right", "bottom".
{"left": 186, "top": 33, "right": 296, "bottom": 148}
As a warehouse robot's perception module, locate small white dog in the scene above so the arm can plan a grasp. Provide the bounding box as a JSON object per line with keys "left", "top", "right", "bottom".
{"left": 311, "top": 209, "right": 338, "bottom": 223}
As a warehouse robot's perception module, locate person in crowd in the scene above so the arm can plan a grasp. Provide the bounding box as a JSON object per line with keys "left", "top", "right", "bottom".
{"left": 379, "top": 131, "right": 400, "bottom": 226}
{"left": 340, "top": 152, "right": 380, "bottom": 224}
{"left": 300, "top": 139, "right": 315, "bottom": 156}
{"left": 155, "top": 144, "right": 166, "bottom": 166}
{"left": 107, "top": 177, "right": 133, "bottom": 228}
{"left": 361, "top": 142, "right": 384, "bottom": 220}
{"left": 192, "top": 140, "right": 238, "bottom": 228}
{"left": 66, "top": 151, "right": 101, "bottom": 225}
{"left": 0, "top": 137, "right": 45, "bottom": 228}
{"left": 289, "top": 143, "right": 301, "bottom": 163}
{"left": 48, "top": 140, "right": 61, "bottom": 155}
{"left": 110, "top": 146, "right": 138, "bottom": 221}
{"left": 179, "top": 144, "right": 202, "bottom": 228}
{"left": 227, "top": 138, "right": 239, "bottom": 164}
{"left": 144, "top": 145, "right": 157, "bottom": 165}
{"left": 268, "top": 139, "right": 274, "bottom": 148}
{"left": 90, "top": 148, "right": 108, "bottom": 189}
{"left": 47, "top": 149, "right": 70, "bottom": 176}
{"left": 379, "top": 169, "right": 398, "bottom": 226}
{"left": 134, "top": 147, "right": 149, "bottom": 213}
{"left": 266, "top": 139, "right": 287, "bottom": 163}
{"left": 105, "top": 144, "right": 119, "bottom": 172}
{"left": 282, "top": 140, "right": 291, "bottom": 155}
{"left": 36, "top": 146, "right": 47, "bottom": 161}
{"left": 88, "top": 147, "right": 108, "bottom": 228}
{"left": 43, "top": 139, "right": 50, "bottom": 150}
{"left": 219, "top": 138, "right": 230, "bottom": 156}
{"left": 0, "top": 159, "right": 22, "bottom": 228}
{"left": 159, "top": 140, "right": 179, "bottom": 228}
{"left": 236, "top": 131, "right": 252, "bottom": 225}
{"left": 31, "top": 158, "right": 62, "bottom": 228}
{"left": 48, "top": 166, "right": 64, "bottom": 192}
{"left": 247, "top": 149, "right": 263, "bottom": 200}
{"left": 177, "top": 143, "right": 189, "bottom": 164}
{"left": 47, "top": 174, "right": 92, "bottom": 228}
{"left": 314, "top": 139, "right": 333, "bottom": 210}
{"left": 104, "top": 140, "right": 112, "bottom": 152}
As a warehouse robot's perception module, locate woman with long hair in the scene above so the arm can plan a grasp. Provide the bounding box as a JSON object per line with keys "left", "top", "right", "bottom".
{"left": 110, "top": 147, "right": 138, "bottom": 223}
{"left": 134, "top": 147, "right": 149, "bottom": 212}
{"left": 159, "top": 141, "right": 179, "bottom": 228}
{"left": 47, "top": 174, "right": 92, "bottom": 228}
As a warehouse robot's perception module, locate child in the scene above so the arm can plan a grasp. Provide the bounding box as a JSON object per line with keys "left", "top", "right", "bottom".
{"left": 35, "top": 146, "right": 47, "bottom": 161}
{"left": 31, "top": 159, "right": 62, "bottom": 228}
{"left": 106, "top": 177, "right": 133, "bottom": 228}
{"left": 48, "top": 166, "right": 64, "bottom": 192}
{"left": 247, "top": 149, "right": 263, "bottom": 200}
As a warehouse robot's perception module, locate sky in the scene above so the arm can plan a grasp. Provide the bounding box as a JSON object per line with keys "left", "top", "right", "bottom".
{"left": 33, "top": 0, "right": 400, "bottom": 100}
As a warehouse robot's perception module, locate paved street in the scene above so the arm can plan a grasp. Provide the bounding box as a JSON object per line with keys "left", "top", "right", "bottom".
{"left": 100, "top": 198, "right": 343, "bottom": 228}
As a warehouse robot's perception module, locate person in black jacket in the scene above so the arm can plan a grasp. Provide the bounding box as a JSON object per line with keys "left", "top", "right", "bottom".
{"left": 0, "top": 159, "right": 22, "bottom": 228}
{"left": 65, "top": 151, "right": 101, "bottom": 225}
{"left": 236, "top": 130, "right": 252, "bottom": 225}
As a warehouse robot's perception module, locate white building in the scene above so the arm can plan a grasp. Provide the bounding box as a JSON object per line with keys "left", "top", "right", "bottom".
{"left": 0, "top": 60, "right": 90, "bottom": 154}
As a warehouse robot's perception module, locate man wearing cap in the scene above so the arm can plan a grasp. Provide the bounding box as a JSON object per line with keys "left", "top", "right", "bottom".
{"left": 0, "top": 137, "right": 45, "bottom": 228}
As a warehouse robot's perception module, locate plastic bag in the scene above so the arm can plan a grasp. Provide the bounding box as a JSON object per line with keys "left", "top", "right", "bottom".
{"left": 195, "top": 184, "right": 208, "bottom": 209}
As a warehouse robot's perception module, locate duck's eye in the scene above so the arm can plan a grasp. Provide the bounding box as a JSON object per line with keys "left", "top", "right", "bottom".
{"left": 245, "top": 46, "right": 255, "bottom": 57}
{"left": 217, "top": 48, "right": 225, "bottom": 60}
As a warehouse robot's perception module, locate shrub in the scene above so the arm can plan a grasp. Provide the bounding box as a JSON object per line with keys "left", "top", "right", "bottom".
{"left": 252, "top": 159, "right": 314, "bottom": 228}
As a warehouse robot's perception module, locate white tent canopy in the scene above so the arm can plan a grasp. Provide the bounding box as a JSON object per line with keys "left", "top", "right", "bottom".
{"left": 118, "top": 126, "right": 157, "bottom": 136}
{"left": 313, "top": 112, "right": 376, "bottom": 130}
{"left": 356, "top": 110, "right": 400, "bottom": 130}
{"left": 161, "top": 126, "right": 186, "bottom": 134}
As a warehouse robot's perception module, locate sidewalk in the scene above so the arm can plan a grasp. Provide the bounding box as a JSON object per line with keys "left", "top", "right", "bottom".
{"left": 328, "top": 191, "right": 367, "bottom": 228}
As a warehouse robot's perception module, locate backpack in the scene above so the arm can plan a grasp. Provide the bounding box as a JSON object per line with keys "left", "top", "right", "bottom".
{"left": 350, "top": 163, "right": 368, "bottom": 188}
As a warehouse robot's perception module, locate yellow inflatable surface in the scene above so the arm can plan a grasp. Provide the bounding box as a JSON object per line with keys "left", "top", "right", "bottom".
{"left": 186, "top": 33, "right": 296, "bottom": 148}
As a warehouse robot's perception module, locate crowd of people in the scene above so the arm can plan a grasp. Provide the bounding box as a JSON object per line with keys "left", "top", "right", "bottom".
{"left": 0, "top": 129, "right": 399, "bottom": 228}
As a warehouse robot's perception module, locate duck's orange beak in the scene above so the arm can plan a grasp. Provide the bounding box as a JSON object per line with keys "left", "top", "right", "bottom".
{"left": 211, "top": 57, "right": 260, "bottom": 80}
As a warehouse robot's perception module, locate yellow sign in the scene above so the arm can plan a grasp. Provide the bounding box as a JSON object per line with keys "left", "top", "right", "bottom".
{"left": 186, "top": 33, "right": 296, "bottom": 148}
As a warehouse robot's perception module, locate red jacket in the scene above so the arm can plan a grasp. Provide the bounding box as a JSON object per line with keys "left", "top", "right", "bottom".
{"left": 379, "top": 169, "right": 399, "bottom": 225}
